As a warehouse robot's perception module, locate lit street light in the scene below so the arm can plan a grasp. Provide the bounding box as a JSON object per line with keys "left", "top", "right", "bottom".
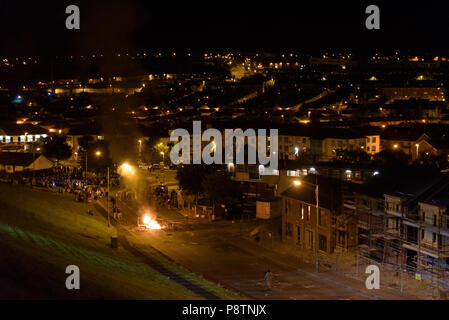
{"left": 160, "top": 151, "right": 165, "bottom": 163}
{"left": 138, "top": 139, "right": 142, "bottom": 156}
{"left": 119, "top": 162, "right": 135, "bottom": 177}
{"left": 95, "top": 151, "right": 110, "bottom": 227}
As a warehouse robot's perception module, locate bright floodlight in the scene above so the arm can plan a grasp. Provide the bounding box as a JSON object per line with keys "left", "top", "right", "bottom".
{"left": 119, "top": 162, "right": 135, "bottom": 177}
{"left": 293, "top": 180, "right": 301, "bottom": 186}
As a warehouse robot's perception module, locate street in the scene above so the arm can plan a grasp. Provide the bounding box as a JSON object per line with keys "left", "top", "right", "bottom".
{"left": 100, "top": 172, "right": 418, "bottom": 300}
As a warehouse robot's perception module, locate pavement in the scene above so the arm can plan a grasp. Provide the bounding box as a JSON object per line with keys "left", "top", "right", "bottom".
{"left": 97, "top": 190, "right": 419, "bottom": 300}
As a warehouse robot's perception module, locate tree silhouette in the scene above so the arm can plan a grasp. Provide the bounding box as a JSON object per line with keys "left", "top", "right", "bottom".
{"left": 42, "top": 135, "right": 72, "bottom": 161}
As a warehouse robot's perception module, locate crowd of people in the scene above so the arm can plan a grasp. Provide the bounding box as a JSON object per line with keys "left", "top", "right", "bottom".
{"left": 1, "top": 165, "right": 120, "bottom": 202}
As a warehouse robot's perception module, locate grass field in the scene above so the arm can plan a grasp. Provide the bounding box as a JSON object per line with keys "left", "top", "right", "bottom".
{"left": 0, "top": 183, "right": 239, "bottom": 299}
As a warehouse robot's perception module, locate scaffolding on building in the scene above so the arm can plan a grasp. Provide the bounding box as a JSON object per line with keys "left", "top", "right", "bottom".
{"left": 350, "top": 181, "right": 449, "bottom": 293}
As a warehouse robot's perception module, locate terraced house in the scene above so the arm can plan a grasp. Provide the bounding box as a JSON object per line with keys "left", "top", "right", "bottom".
{"left": 281, "top": 175, "right": 357, "bottom": 255}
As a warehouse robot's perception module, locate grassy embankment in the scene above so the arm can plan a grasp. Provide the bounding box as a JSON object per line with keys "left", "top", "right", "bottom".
{"left": 0, "top": 183, "right": 239, "bottom": 299}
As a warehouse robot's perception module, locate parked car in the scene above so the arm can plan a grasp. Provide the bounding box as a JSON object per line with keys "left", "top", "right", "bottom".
{"left": 149, "top": 164, "right": 160, "bottom": 171}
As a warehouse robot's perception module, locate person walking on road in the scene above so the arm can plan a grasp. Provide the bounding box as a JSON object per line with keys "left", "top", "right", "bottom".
{"left": 264, "top": 269, "right": 272, "bottom": 291}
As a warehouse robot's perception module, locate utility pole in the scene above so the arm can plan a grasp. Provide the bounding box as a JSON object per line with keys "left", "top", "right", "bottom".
{"left": 85, "top": 148, "right": 88, "bottom": 187}
{"left": 107, "top": 167, "right": 110, "bottom": 227}
{"left": 315, "top": 174, "right": 320, "bottom": 273}
{"left": 315, "top": 179, "right": 319, "bottom": 273}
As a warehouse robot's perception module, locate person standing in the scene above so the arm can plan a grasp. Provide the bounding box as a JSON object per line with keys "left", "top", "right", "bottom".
{"left": 264, "top": 269, "right": 272, "bottom": 291}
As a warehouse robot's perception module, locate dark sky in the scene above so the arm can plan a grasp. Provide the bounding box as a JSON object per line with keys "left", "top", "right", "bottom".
{"left": 0, "top": 0, "right": 448, "bottom": 57}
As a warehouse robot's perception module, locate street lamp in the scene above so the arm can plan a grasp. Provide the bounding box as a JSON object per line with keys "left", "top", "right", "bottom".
{"left": 138, "top": 139, "right": 142, "bottom": 156}
{"left": 160, "top": 151, "right": 165, "bottom": 163}
{"left": 96, "top": 151, "right": 110, "bottom": 227}
{"left": 294, "top": 177, "right": 319, "bottom": 273}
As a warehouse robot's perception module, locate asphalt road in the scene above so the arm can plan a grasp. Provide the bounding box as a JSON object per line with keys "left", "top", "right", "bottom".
{"left": 109, "top": 191, "right": 417, "bottom": 300}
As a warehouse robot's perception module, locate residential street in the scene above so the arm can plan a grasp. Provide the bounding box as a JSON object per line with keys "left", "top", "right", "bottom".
{"left": 98, "top": 186, "right": 418, "bottom": 300}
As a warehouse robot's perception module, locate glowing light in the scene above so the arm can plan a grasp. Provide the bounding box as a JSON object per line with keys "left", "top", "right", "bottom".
{"left": 119, "top": 163, "right": 135, "bottom": 177}
{"left": 394, "top": 144, "right": 398, "bottom": 149}
{"left": 142, "top": 213, "right": 162, "bottom": 230}
{"left": 95, "top": 151, "right": 101, "bottom": 157}
{"left": 293, "top": 180, "right": 301, "bottom": 186}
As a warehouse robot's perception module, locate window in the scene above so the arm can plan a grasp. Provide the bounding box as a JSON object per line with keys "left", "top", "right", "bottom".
{"left": 337, "top": 230, "right": 346, "bottom": 247}
{"left": 422, "top": 229, "right": 425, "bottom": 239}
{"left": 287, "top": 170, "right": 300, "bottom": 177}
{"left": 372, "top": 146, "right": 376, "bottom": 152}
{"left": 301, "top": 205, "right": 304, "bottom": 220}
{"left": 318, "top": 209, "right": 325, "bottom": 226}
{"left": 433, "top": 232, "right": 436, "bottom": 243}
{"left": 285, "top": 199, "right": 289, "bottom": 214}
{"left": 319, "top": 234, "right": 327, "bottom": 252}
{"left": 307, "top": 206, "right": 311, "bottom": 221}
{"left": 286, "top": 222, "right": 293, "bottom": 237}
{"left": 296, "top": 226, "right": 301, "bottom": 246}
{"left": 366, "top": 146, "right": 370, "bottom": 151}
{"left": 372, "top": 137, "right": 377, "bottom": 143}
{"left": 307, "top": 230, "right": 314, "bottom": 248}
{"left": 433, "top": 215, "right": 437, "bottom": 226}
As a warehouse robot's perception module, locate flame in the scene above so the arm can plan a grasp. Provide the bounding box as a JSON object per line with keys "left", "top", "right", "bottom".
{"left": 142, "top": 214, "right": 162, "bottom": 230}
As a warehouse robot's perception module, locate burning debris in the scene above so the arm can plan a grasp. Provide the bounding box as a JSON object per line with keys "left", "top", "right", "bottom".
{"left": 142, "top": 213, "right": 162, "bottom": 230}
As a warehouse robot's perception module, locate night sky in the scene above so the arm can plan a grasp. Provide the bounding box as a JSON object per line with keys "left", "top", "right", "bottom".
{"left": 0, "top": 0, "right": 448, "bottom": 57}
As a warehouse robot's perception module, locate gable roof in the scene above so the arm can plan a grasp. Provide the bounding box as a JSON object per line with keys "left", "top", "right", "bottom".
{"left": 0, "top": 124, "right": 48, "bottom": 136}
{"left": 0, "top": 152, "right": 39, "bottom": 167}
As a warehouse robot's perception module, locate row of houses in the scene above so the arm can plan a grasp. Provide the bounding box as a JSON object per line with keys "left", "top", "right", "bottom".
{"left": 278, "top": 126, "right": 445, "bottom": 162}
{"left": 278, "top": 168, "right": 449, "bottom": 286}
